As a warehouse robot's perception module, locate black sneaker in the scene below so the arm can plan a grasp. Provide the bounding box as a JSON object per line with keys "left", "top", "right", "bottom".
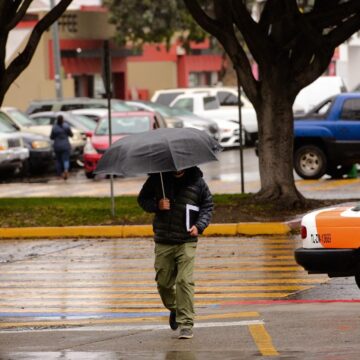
{"left": 169, "top": 311, "right": 178, "bottom": 330}
{"left": 178, "top": 328, "right": 193, "bottom": 339}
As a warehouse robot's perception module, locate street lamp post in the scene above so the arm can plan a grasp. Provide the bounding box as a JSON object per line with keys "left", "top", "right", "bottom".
{"left": 50, "top": 0, "right": 63, "bottom": 100}
{"left": 236, "top": 73, "right": 245, "bottom": 194}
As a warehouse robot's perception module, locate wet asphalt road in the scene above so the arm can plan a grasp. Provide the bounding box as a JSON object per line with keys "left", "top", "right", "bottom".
{"left": 0, "top": 235, "right": 360, "bottom": 359}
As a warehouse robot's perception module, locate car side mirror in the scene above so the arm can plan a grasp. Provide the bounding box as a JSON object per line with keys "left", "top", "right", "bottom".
{"left": 85, "top": 131, "right": 93, "bottom": 138}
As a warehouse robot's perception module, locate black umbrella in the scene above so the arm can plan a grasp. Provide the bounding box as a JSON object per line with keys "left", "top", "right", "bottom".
{"left": 95, "top": 127, "right": 222, "bottom": 197}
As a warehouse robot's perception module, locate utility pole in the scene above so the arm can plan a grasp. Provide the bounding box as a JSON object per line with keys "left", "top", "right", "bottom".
{"left": 236, "top": 72, "right": 245, "bottom": 193}
{"left": 103, "top": 40, "right": 115, "bottom": 217}
{"left": 50, "top": 0, "right": 63, "bottom": 100}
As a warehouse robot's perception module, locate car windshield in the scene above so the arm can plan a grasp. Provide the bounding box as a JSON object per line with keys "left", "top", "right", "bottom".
{"left": 70, "top": 114, "right": 97, "bottom": 131}
{"left": 0, "top": 114, "right": 17, "bottom": 133}
{"left": 95, "top": 115, "right": 151, "bottom": 135}
{"left": 141, "top": 102, "right": 193, "bottom": 117}
{"left": 7, "top": 109, "right": 35, "bottom": 126}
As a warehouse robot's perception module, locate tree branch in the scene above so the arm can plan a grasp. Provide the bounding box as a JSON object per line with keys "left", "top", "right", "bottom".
{"left": 307, "top": 0, "right": 360, "bottom": 30}
{"left": 6, "top": 0, "right": 33, "bottom": 31}
{"left": 326, "top": 12, "right": 360, "bottom": 48}
{"left": 230, "top": 0, "right": 271, "bottom": 67}
{"left": 293, "top": 47, "right": 334, "bottom": 92}
{"left": 4, "top": 0, "right": 72, "bottom": 92}
{"left": 182, "top": 0, "right": 226, "bottom": 42}
{"left": 183, "top": 0, "right": 258, "bottom": 104}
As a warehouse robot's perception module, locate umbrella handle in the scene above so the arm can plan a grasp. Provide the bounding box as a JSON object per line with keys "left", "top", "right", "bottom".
{"left": 160, "top": 172, "right": 166, "bottom": 198}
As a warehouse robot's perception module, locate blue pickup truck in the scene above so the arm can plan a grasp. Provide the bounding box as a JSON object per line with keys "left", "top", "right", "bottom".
{"left": 294, "top": 93, "right": 360, "bottom": 179}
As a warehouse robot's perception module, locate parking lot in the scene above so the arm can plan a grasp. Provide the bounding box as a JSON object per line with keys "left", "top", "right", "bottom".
{"left": 0, "top": 148, "right": 359, "bottom": 201}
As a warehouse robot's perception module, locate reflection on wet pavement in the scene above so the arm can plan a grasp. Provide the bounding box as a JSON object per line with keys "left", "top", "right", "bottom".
{"left": 0, "top": 351, "right": 243, "bottom": 360}
{"left": 0, "top": 236, "right": 329, "bottom": 330}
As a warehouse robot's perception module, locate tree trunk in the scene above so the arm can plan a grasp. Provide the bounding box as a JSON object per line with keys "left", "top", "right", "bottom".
{"left": 255, "top": 86, "right": 306, "bottom": 208}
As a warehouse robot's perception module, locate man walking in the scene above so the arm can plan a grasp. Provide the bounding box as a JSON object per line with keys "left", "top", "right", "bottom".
{"left": 137, "top": 166, "right": 213, "bottom": 339}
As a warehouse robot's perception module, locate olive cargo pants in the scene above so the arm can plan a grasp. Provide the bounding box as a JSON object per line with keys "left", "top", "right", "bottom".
{"left": 154, "top": 242, "right": 197, "bottom": 329}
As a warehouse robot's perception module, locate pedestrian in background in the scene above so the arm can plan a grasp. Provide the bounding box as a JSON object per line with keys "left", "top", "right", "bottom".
{"left": 50, "top": 115, "right": 73, "bottom": 180}
{"left": 137, "top": 166, "right": 213, "bottom": 339}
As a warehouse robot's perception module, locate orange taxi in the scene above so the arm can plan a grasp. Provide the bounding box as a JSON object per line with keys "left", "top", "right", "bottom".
{"left": 295, "top": 204, "right": 360, "bottom": 288}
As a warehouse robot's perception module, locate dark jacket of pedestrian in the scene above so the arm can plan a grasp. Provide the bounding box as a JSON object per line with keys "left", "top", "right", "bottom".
{"left": 137, "top": 167, "right": 213, "bottom": 244}
{"left": 50, "top": 117, "right": 73, "bottom": 152}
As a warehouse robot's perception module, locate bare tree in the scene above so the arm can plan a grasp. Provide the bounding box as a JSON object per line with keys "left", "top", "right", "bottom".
{"left": 0, "top": 0, "right": 72, "bottom": 106}
{"left": 183, "top": 0, "right": 360, "bottom": 207}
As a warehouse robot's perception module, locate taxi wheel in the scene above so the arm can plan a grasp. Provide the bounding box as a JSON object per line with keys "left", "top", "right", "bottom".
{"left": 355, "top": 273, "right": 360, "bottom": 290}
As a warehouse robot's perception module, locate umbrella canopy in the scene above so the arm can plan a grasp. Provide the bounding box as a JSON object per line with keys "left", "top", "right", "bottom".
{"left": 94, "top": 127, "right": 222, "bottom": 177}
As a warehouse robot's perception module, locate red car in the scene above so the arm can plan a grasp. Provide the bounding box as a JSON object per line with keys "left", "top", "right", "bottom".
{"left": 83, "top": 111, "right": 162, "bottom": 179}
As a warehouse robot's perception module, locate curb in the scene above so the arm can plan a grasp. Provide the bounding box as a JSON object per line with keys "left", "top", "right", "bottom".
{"left": 0, "top": 221, "right": 301, "bottom": 239}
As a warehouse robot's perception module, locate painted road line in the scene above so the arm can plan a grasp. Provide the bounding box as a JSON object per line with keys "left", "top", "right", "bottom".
{"left": 0, "top": 319, "right": 265, "bottom": 333}
{"left": 0, "top": 285, "right": 311, "bottom": 293}
{"left": 248, "top": 323, "right": 279, "bottom": 356}
{"left": 0, "top": 311, "right": 260, "bottom": 329}
{"left": 0, "top": 266, "right": 302, "bottom": 274}
{"left": 0, "top": 308, "right": 168, "bottom": 314}
{"left": 1, "top": 292, "right": 292, "bottom": 300}
{"left": 0, "top": 297, "right": 287, "bottom": 305}
{"left": 0, "top": 278, "right": 327, "bottom": 287}
{"left": 12, "top": 255, "right": 297, "bottom": 264}
{"left": 3, "top": 259, "right": 298, "bottom": 267}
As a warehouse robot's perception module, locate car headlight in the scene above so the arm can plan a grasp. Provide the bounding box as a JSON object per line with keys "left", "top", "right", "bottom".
{"left": 73, "top": 133, "right": 82, "bottom": 141}
{"left": 0, "top": 139, "right": 8, "bottom": 150}
{"left": 31, "top": 140, "right": 50, "bottom": 149}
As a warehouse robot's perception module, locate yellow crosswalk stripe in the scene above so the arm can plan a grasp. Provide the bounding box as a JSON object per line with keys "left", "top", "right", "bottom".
{"left": 1, "top": 292, "right": 291, "bottom": 300}
{"left": 0, "top": 266, "right": 302, "bottom": 274}
{"left": 0, "top": 285, "right": 311, "bottom": 293}
{"left": 0, "top": 278, "right": 327, "bottom": 286}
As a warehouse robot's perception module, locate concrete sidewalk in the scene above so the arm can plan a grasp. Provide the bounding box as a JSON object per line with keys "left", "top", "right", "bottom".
{"left": 0, "top": 219, "right": 300, "bottom": 239}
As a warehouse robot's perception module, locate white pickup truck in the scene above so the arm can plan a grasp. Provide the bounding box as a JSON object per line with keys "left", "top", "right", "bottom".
{"left": 169, "top": 93, "right": 257, "bottom": 146}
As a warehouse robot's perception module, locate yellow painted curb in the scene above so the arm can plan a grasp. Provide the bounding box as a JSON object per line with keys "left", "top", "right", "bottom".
{"left": 203, "top": 223, "right": 238, "bottom": 236}
{"left": 0, "top": 222, "right": 292, "bottom": 239}
{"left": 123, "top": 225, "right": 153, "bottom": 237}
{"left": 0, "top": 226, "right": 124, "bottom": 239}
{"left": 237, "top": 222, "right": 291, "bottom": 235}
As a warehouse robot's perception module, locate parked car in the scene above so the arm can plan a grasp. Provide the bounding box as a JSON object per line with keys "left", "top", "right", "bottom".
{"left": 152, "top": 87, "right": 257, "bottom": 144}
{"left": 293, "top": 93, "right": 360, "bottom": 179}
{"left": 29, "top": 111, "right": 97, "bottom": 137}
{"left": 293, "top": 76, "right": 347, "bottom": 116}
{"left": 295, "top": 204, "right": 360, "bottom": 289}
{"left": 0, "top": 112, "right": 53, "bottom": 174}
{"left": 169, "top": 93, "right": 246, "bottom": 147}
{"left": 151, "top": 86, "right": 252, "bottom": 108}
{"left": 125, "top": 100, "right": 220, "bottom": 140}
{"left": 83, "top": 111, "right": 161, "bottom": 179}
{"left": 0, "top": 107, "right": 86, "bottom": 166}
{"left": 0, "top": 132, "right": 29, "bottom": 176}
{"left": 70, "top": 107, "right": 169, "bottom": 129}
{"left": 26, "top": 97, "right": 135, "bottom": 115}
